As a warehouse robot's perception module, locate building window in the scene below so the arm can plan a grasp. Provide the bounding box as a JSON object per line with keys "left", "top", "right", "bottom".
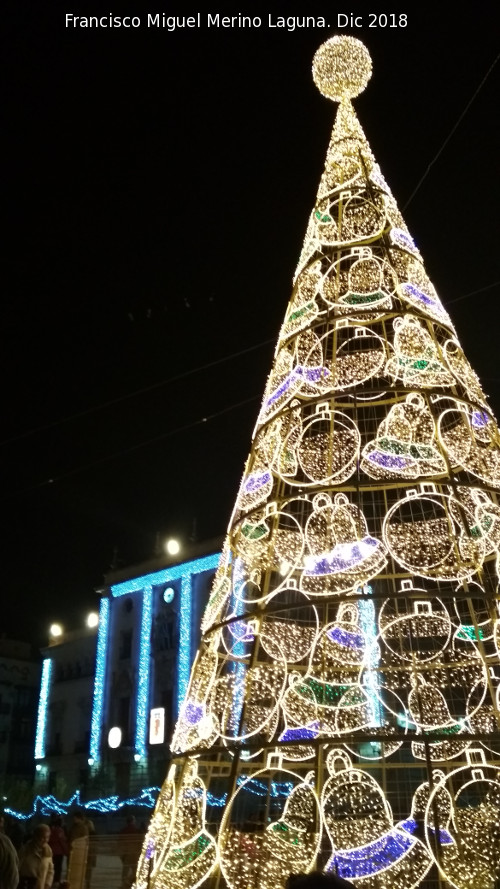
{"left": 15, "top": 687, "right": 31, "bottom": 709}
{"left": 118, "top": 697, "right": 130, "bottom": 743}
{"left": 0, "top": 696, "right": 10, "bottom": 716}
{"left": 17, "top": 718, "right": 31, "bottom": 741}
{"left": 119, "top": 630, "right": 133, "bottom": 660}
{"left": 162, "top": 689, "right": 173, "bottom": 739}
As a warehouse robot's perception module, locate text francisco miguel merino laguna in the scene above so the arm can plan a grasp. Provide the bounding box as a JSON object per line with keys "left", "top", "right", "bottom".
{"left": 64, "top": 12, "right": 337, "bottom": 29}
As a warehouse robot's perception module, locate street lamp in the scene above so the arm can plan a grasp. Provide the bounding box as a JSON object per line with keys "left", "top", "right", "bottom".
{"left": 108, "top": 727, "right": 122, "bottom": 749}
{"left": 165, "top": 538, "right": 180, "bottom": 556}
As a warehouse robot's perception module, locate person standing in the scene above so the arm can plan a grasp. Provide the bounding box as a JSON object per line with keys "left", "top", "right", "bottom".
{"left": 0, "top": 831, "right": 19, "bottom": 889}
{"left": 18, "top": 823, "right": 54, "bottom": 889}
{"left": 68, "top": 811, "right": 88, "bottom": 848}
{"left": 119, "top": 815, "right": 141, "bottom": 889}
{"left": 48, "top": 817, "right": 68, "bottom": 887}
{"left": 82, "top": 813, "right": 95, "bottom": 889}
{"left": 67, "top": 811, "right": 88, "bottom": 887}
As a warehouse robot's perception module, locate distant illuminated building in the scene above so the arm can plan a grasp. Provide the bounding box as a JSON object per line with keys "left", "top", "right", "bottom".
{"left": 34, "top": 538, "right": 220, "bottom": 796}
{"left": 0, "top": 638, "right": 39, "bottom": 792}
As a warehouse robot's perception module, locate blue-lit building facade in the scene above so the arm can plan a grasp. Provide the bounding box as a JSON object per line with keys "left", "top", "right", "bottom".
{"left": 0, "top": 639, "right": 40, "bottom": 797}
{"left": 34, "top": 540, "right": 220, "bottom": 799}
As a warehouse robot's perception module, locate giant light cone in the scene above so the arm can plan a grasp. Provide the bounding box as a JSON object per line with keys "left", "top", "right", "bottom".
{"left": 135, "top": 36, "right": 500, "bottom": 889}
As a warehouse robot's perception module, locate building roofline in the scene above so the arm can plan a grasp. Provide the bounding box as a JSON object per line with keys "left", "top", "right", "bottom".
{"left": 100, "top": 535, "right": 223, "bottom": 589}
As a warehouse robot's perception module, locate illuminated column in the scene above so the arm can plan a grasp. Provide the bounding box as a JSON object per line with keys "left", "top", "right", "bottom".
{"left": 178, "top": 573, "right": 192, "bottom": 713}
{"left": 34, "top": 657, "right": 52, "bottom": 760}
{"left": 135, "top": 583, "right": 153, "bottom": 758}
{"left": 89, "top": 596, "right": 110, "bottom": 762}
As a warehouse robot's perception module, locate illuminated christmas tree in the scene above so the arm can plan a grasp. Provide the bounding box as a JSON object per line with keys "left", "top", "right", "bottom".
{"left": 135, "top": 36, "right": 500, "bottom": 889}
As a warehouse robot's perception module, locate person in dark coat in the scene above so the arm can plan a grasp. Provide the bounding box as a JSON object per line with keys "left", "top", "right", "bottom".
{"left": 48, "top": 816, "right": 68, "bottom": 886}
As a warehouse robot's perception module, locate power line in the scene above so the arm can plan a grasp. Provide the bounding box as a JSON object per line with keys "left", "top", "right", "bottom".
{"left": 0, "top": 339, "right": 274, "bottom": 449}
{"left": 403, "top": 51, "right": 499, "bottom": 210}
{"left": 3, "top": 276, "right": 499, "bottom": 458}
{"left": 5, "top": 394, "right": 261, "bottom": 500}
{"left": 445, "top": 281, "right": 500, "bottom": 305}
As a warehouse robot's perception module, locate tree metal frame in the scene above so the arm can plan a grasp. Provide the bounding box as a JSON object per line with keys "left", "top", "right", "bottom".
{"left": 134, "top": 36, "right": 500, "bottom": 889}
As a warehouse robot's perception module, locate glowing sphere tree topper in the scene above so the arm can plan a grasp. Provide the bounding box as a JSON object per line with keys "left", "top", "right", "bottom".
{"left": 312, "top": 35, "right": 372, "bottom": 101}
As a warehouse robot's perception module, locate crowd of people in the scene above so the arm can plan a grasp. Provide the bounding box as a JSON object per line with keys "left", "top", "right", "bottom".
{"left": 0, "top": 809, "right": 144, "bottom": 889}
{"left": 0, "top": 804, "right": 359, "bottom": 889}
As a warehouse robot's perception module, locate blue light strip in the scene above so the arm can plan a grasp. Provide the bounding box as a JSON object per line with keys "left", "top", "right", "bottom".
{"left": 359, "top": 584, "right": 382, "bottom": 728}
{"left": 34, "top": 658, "right": 52, "bottom": 760}
{"left": 105, "top": 553, "right": 219, "bottom": 757}
{"left": 135, "top": 584, "right": 153, "bottom": 757}
{"left": 178, "top": 574, "right": 191, "bottom": 713}
{"left": 5, "top": 787, "right": 161, "bottom": 821}
{"left": 229, "top": 558, "right": 246, "bottom": 736}
{"left": 89, "top": 598, "right": 110, "bottom": 761}
{"left": 5, "top": 774, "right": 295, "bottom": 822}
{"left": 331, "top": 829, "right": 415, "bottom": 879}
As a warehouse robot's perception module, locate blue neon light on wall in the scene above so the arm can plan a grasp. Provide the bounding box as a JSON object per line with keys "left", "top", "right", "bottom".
{"left": 359, "top": 584, "right": 382, "bottom": 728}
{"left": 34, "top": 659, "right": 52, "bottom": 760}
{"left": 136, "top": 584, "right": 153, "bottom": 757}
{"left": 89, "top": 597, "right": 110, "bottom": 761}
{"left": 89, "top": 552, "right": 219, "bottom": 761}
{"left": 6, "top": 775, "right": 296, "bottom": 822}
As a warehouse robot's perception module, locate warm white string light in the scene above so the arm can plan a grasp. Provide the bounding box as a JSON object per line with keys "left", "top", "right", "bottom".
{"left": 134, "top": 35, "right": 500, "bottom": 889}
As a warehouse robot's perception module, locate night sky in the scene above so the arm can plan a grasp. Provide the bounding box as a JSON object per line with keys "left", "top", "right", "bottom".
{"left": 4, "top": 5, "right": 500, "bottom": 645}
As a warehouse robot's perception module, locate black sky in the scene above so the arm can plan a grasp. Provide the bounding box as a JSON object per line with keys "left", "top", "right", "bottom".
{"left": 4, "top": 5, "right": 500, "bottom": 645}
